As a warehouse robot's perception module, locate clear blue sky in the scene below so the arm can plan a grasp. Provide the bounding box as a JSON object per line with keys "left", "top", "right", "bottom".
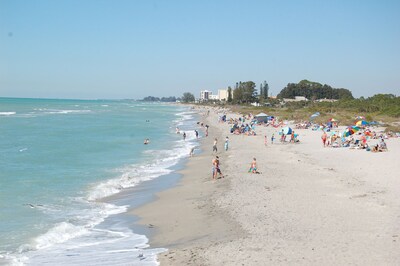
{"left": 1, "top": 0, "right": 399, "bottom": 99}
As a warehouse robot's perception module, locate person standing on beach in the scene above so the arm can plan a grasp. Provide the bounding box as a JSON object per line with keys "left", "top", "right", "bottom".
{"left": 321, "top": 131, "right": 327, "bottom": 147}
{"left": 280, "top": 129, "right": 285, "bottom": 143}
{"left": 213, "top": 138, "right": 218, "bottom": 153}
{"left": 212, "top": 156, "right": 223, "bottom": 180}
{"left": 224, "top": 136, "right": 229, "bottom": 151}
{"left": 271, "top": 133, "right": 275, "bottom": 144}
{"left": 264, "top": 135, "right": 267, "bottom": 146}
{"left": 183, "top": 132, "right": 186, "bottom": 141}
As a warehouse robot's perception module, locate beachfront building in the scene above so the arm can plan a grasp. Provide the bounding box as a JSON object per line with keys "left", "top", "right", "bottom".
{"left": 218, "top": 89, "right": 229, "bottom": 101}
{"left": 316, "top": 98, "right": 338, "bottom": 102}
{"left": 200, "top": 89, "right": 229, "bottom": 102}
{"left": 283, "top": 96, "right": 308, "bottom": 103}
{"left": 200, "top": 90, "right": 212, "bottom": 101}
{"left": 209, "top": 94, "right": 219, "bottom": 100}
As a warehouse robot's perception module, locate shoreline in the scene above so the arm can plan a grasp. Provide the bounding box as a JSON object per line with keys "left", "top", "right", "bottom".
{"left": 133, "top": 107, "right": 245, "bottom": 264}
{"left": 133, "top": 107, "right": 400, "bottom": 265}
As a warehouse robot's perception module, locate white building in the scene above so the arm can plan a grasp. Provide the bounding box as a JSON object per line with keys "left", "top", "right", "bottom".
{"left": 200, "top": 89, "right": 229, "bottom": 101}
{"left": 218, "top": 89, "right": 229, "bottom": 101}
{"left": 200, "top": 90, "right": 212, "bottom": 101}
{"left": 283, "top": 96, "right": 308, "bottom": 102}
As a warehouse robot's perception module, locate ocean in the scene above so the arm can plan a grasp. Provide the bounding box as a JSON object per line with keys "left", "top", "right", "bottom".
{"left": 0, "top": 98, "right": 199, "bottom": 265}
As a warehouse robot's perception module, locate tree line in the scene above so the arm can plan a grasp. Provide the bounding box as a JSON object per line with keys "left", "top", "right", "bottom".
{"left": 277, "top": 80, "right": 353, "bottom": 100}
{"left": 141, "top": 96, "right": 178, "bottom": 102}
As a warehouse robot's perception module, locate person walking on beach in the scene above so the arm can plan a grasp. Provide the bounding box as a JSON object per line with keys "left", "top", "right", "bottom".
{"left": 212, "top": 156, "right": 223, "bottom": 180}
{"left": 224, "top": 136, "right": 229, "bottom": 151}
{"left": 271, "top": 133, "right": 275, "bottom": 144}
{"left": 189, "top": 147, "right": 195, "bottom": 157}
{"left": 264, "top": 135, "right": 267, "bottom": 146}
{"left": 321, "top": 131, "right": 327, "bottom": 147}
{"left": 213, "top": 138, "right": 218, "bottom": 153}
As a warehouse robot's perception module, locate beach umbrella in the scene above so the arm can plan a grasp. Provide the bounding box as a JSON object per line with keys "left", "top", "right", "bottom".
{"left": 329, "top": 118, "right": 338, "bottom": 122}
{"left": 355, "top": 120, "right": 369, "bottom": 126}
{"left": 355, "top": 116, "right": 365, "bottom": 121}
{"left": 343, "top": 126, "right": 360, "bottom": 137}
{"left": 281, "top": 126, "right": 292, "bottom": 135}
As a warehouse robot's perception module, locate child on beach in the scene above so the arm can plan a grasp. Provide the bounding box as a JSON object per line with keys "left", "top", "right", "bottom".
{"left": 248, "top": 158, "right": 260, "bottom": 174}
{"left": 264, "top": 135, "right": 267, "bottom": 146}
{"left": 271, "top": 133, "right": 275, "bottom": 144}
{"left": 224, "top": 137, "right": 229, "bottom": 151}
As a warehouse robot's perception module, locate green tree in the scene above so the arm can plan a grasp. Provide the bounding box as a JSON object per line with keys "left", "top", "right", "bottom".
{"left": 277, "top": 80, "right": 353, "bottom": 100}
{"left": 263, "top": 81, "right": 269, "bottom": 99}
{"left": 227, "top": 87, "right": 233, "bottom": 103}
{"left": 233, "top": 81, "right": 257, "bottom": 104}
{"left": 181, "top": 92, "right": 195, "bottom": 103}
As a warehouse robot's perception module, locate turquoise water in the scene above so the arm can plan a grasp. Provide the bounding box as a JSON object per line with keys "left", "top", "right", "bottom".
{"left": 0, "top": 98, "right": 198, "bottom": 265}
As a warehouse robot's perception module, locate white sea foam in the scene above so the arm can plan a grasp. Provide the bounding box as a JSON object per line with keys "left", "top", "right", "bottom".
{"left": 33, "top": 222, "right": 89, "bottom": 250}
{"left": 32, "top": 108, "right": 91, "bottom": 115}
{"left": 0, "top": 112, "right": 16, "bottom": 116}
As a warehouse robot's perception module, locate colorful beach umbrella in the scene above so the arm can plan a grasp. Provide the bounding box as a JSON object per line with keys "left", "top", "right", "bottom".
{"left": 343, "top": 126, "right": 360, "bottom": 137}
{"left": 355, "top": 120, "right": 369, "bottom": 126}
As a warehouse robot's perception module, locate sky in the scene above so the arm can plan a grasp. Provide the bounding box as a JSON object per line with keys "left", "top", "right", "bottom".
{"left": 1, "top": 0, "right": 399, "bottom": 99}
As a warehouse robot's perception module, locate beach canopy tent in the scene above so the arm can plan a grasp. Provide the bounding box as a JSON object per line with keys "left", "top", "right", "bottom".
{"left": 280, "top": 126, "right": 293, "bottom": 135}
{"left": 355, "top": 116, "right": 366, "bottom": 121}
{"left": 255, "top": 112, "right": 269, "bottom": 123}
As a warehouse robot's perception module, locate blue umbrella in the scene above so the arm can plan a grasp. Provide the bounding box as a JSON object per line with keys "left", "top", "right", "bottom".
{"left": 281, "top": 126, "right": 292, "bottom": 135}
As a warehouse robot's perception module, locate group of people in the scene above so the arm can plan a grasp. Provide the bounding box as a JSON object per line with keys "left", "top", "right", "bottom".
{"left": 321, "top": 130, "right": 389, "bottom": 152}
{"left": 212, "top": 137, "right": 229, "bottom": 153}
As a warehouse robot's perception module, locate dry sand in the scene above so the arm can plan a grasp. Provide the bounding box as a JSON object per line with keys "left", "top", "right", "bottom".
{"left": 133, "top": 107, "right": 400, "bottom": 265}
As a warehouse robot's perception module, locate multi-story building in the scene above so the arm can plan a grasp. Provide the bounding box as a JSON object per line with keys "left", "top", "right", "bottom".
{"left": 217, "top": 89, "right": 228, "bottom": 101}
{"left": 200, "top": 90, "right": 212, "bottom": 101}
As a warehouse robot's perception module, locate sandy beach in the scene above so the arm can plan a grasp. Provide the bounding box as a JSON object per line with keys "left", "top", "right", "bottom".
{"left": 133, "top": 107, "right": 400, "bottom": 265}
